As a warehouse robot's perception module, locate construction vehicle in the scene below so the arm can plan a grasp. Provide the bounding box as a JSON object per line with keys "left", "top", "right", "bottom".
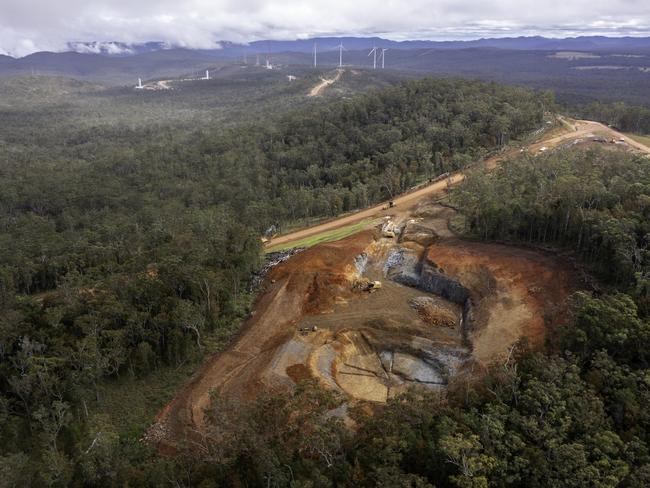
{"left": 353, "top": 278, "right": 382, "bottom": 292}
{"left": 367, "top": 281, "right": 382, "bottom": 291}
{"left": 298, "top": 325, "right": 318, "bottom": 335}
{"left": 382, "top": 220, "right": 396, "bottom": 238}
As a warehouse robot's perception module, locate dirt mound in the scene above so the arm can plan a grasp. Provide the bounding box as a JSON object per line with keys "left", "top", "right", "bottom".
{"left": 409, "top": 297, "right": 457, "bottom": 328}
{"left": 400, "top": 221, "right": 439, "bottom": 246}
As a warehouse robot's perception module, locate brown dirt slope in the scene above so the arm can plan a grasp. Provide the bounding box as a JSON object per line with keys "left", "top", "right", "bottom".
{"left": 426, "top": 240, "right": 579, "bottom": 362}
{"left": 153, "top": 231, "right": 375, "bottom": 449}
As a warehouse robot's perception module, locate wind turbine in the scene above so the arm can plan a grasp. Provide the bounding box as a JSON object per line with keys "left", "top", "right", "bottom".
{"left": 265, "top": 41, "right": 273, "bottom": 69}
{"left": 136, "top": 78, "right": 143, "bottom": 89}
{"left": 336, "top": 42, "right": 347, "bottom": 68}
{"left": 368, "top": 46, "right": 378, "bottom": 69}
{"left": 313, "top": 42, "right": 318, "bottom": 68}
{"left": 379, "top": 48, "right": 388, "bottom": 69}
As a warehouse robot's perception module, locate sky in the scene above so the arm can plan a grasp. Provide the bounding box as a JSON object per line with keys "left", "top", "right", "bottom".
{"left": 1, "top": 0, "right": 649, "bottom": 57}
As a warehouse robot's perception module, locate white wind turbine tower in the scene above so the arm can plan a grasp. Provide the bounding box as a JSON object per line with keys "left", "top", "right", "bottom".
{"left": 135, "top": 78, "right": 143, "bottom": 89}
{"left": 313, "top": 42, "right": 318, "bottom": 68}
{"left": 379, "top": 48, "right": 388, "bottom": 69}
{"left": 336, "top": 42, "right": 347, "bottom": 68}
{"left": 368, "top": 46, "right": 378, "bottom": 69}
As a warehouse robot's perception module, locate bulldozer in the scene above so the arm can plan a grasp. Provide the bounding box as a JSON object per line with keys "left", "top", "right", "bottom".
{"left": 353, "top": 278, "right": 382, "bottom": 293}
{"left": 368, "top": 280, "right": 382, "bottom": 291}
{"left": 382, "top": 220, "right": 396, "bottom": 238}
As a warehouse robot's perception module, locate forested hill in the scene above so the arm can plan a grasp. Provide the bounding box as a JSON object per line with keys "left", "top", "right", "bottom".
{"left": 0, "top": 77, "right": 548, "bottom": 485}
{"left": 454, "top": 149, "right": 650, "bottom": 309}
{"left": 174, "top": 78, "right": 550, "bottom": 227}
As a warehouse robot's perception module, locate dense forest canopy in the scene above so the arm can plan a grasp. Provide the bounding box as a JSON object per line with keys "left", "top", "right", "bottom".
{"left": 452, "top": 149, "right": 650, "bottom": 313}
{"left": 0, "top": 78, "right": 549, "bottom": 485}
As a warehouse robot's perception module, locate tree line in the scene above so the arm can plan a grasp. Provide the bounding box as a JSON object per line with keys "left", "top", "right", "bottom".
{"left": 453, "top": 148, "right": 650, "bottom": 314}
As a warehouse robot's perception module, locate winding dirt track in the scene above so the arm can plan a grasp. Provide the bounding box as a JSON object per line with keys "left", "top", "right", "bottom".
{"left": 266, "top": 119, "right": 650, "bottom": 251}
{"left": 308, "top": 69, "right": 344, "bottom": 97}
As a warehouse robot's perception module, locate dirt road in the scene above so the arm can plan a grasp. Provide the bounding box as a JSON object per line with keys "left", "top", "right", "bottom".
{"left": 308, "top": 69, "right": 343, "bottom": 97}
{"left": 266, "top": 174, "right": 464, "bottom": 249}
{"left": 266, "top": 118, "right": 650, "bottom": 251}
{"left": 529, "top": 118, "right": 650, "bottom": 154}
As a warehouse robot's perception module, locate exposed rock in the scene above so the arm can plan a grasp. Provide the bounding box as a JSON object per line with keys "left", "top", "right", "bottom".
{"left": 419, "top": 263, "right": 470, "bottom": 305}
{"left": 391, "top": 353, "right": 445, "bottom": 384}
{"left": 354, "top": 252, "right": 369, "bottom": 274}
{"left": 399, "top": 221, "right": 438, "bottom": 246}
{"left": 390, "top": 260, "right": 470, "bottom": 305}
{"left": 383, "top": 248, "right": 421, "bottom": 282}
{"left": 249, "top": 248, "right": 304, "bottom": 291}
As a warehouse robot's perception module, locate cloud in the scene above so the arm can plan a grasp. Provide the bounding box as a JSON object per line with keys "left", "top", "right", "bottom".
{"left": 68, "top": 42, "right": 134, "bottom": 55}
{"left": 1, "top": 0, "right": 649, "bottom": 57}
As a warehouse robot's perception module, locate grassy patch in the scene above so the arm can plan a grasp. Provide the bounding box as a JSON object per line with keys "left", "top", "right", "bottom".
{"left": 93, "top": 363, "right": 197, "bottom": 438}
{"left": 448, "top": 214, "right": 466, "bottom": 236}
{"left": 266, "top": 218, "right": 380, "bottom": 253}
{"left": 626, "top": 133, "right": 650, "bottom": 147}
{"left": 92, "top": 295, "right": 253, "bottom": 438}
{"left": 559, "top": 117, "right": 577, "bottom": 131}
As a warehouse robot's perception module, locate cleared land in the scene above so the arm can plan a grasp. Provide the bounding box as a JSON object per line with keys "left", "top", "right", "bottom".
{"left": 266, "top": 218, "right": 379, "bottom": 252}
{"left": 308, "top": 69, "right": 344, "bottom": 97}
{"left": 627, "top": 132, "right": 650, "bottom": 147}
{"left": 152, "top": 117, "right": 650, "bottom": 451}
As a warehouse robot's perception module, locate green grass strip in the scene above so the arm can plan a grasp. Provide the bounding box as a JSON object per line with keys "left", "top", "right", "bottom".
{"left": 265, "top": 218, "right": 380, "bottom": 253}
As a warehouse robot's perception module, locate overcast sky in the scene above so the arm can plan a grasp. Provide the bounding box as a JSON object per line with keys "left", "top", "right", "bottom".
{"left": 1, "top": 0, "right": 649, "bottom": 57}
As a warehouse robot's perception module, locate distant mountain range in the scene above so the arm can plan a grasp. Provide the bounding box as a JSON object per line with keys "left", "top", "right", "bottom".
{"left": 213, "top": 36, "right": 650, "bottom": 56}
{"left": 4, "top": 35, "right": 650, "bottom": 61}
{"left": 1, "top": 36, "right": 649, "bottom": 106}
{"left": 0, "top": 49, "right": 228, "bottom": 85}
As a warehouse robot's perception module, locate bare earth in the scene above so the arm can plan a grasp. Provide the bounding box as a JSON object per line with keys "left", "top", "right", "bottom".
{"left": 153, "top": 232, "right": 375, "bottom": 449}
{"left": 152, "top": 118, "right": 650, "bottom": 450}
{"left": 308, "top": 69, "right": 344, "bottom": 97}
